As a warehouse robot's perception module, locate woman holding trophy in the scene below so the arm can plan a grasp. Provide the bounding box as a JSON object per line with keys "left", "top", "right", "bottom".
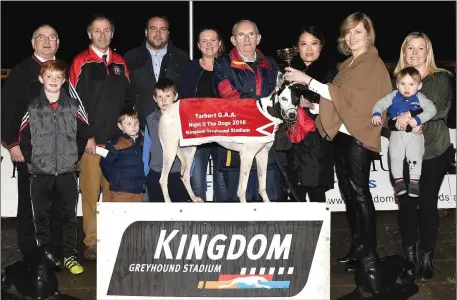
{"left": 285, "top": 13, "right": 392, "bottom": 297}
{"left": 279, "top": 26, "right": 337, "bottom": 203}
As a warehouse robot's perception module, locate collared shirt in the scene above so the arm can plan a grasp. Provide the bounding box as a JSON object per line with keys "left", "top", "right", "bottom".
{"left": 238, "top": 51, "right": 257, "bottom": 63}
{"left": 146, "top": 42, "right": 168, "bottom": 81}
{"left": 91, "top": 44, "right": 110, "bottom": 62}
{"left": 34, "top": 54, "right": 56, "bottom": 62}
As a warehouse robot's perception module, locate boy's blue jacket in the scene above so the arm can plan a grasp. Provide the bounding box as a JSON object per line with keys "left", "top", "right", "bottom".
{"left": 100, "top": 130, "right": 146, "bottom": 194}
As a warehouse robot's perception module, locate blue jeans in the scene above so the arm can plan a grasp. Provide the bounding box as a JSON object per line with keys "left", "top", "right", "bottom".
{"left": 215, "top": 151, "right": 288, "bottom": 202}
{"left": 190, "top": 144, "right": 226, "bottom": 202}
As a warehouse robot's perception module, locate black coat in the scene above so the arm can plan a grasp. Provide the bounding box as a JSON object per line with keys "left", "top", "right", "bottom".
{"left": 124, "top": 40, "right": 190, "bottom": 130}
{"left": 286, "top": 56, "right": 337, "bottom": 189}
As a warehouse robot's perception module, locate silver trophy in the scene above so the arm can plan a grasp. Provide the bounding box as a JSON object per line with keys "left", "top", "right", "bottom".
{"left": 277, "top": 46, "right": 298, "bottom": 67}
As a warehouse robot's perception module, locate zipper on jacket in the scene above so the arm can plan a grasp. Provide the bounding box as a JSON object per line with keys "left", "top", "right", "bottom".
{"left": 54, "top": 108, "right": 58, "bottom": 176}
{"left": 194, "top": 69, "right": 204, "bottom": 96}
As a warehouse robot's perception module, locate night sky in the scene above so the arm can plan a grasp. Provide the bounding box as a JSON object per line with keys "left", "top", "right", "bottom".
{"left": 1, "top": 1, "right": 456, "bottom": 68}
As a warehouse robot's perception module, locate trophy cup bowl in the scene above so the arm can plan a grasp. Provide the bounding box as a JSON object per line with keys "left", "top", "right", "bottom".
{"left": 277, "top": 46, "right": 298, "bottom": 67}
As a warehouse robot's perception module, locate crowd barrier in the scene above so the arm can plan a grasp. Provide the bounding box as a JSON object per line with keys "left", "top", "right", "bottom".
{"left": 1, "top": 131, "right": 455, "bottom": 217}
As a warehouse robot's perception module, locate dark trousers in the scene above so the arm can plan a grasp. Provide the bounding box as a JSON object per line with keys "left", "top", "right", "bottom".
{"left": 190, "top": 144, "right": 226, "bottom": 202}
{"left": 334, "top": 133, "right": 377, "bottom": 250}
{"left": 398, "top": 145, "right": 454, "bottom": 251}
{"left": 16, "top": 162, "right": 63, "bottom": 263}
{"left": 215, "top": 165, "right": 286, "bottom": 202}
{"left": 292, "top": 186, "right": 327, "bottom": 202}
{"left": 213, "top": 149, "right": 287, "bottom": 203}
{"left": 30, "top": 173, "right": 78, "bottom": 258}
{"left": 146, "top": 170, "right": 189, "bottom": 202}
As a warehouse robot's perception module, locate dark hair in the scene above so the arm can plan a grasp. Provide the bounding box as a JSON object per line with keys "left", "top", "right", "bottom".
{"left": 145, "top": 16, "right": 170, "bottom": 30}
{"left": 299, "top": 26, "right": 325, "bottom": 47}
{"left": 154, "top": 78, "right": 177, "bottom": 95}
{"left": 396, "top": 66, "right": 422, "bottom": 83}
{"left": 118, "top": 107, "right": 139, "bottom": 123}
{"left": 198, "top": 27, "right": 225, "bottom": 56}
{"left": 87, "top": 14, "right": 114, "bottom": 33}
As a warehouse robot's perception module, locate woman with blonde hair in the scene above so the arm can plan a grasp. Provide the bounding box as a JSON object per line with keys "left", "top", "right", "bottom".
{"left": 285, "top": 12, "right": 392, "bottom": 296}
{"left": 393, "top": 32, "right": 454, "bottom": 284}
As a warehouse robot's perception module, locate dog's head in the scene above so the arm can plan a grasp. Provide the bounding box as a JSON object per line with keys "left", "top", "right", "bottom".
{"left": 272, "top": 72, "right": 299, "bottom": 123}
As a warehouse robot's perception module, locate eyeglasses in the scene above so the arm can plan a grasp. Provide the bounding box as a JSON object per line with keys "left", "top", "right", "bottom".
{"left": 34, "top": 34, "right": 58, "bottom": 41}
{"left": 234, "top": 32, "right": 257, "bottom": 40}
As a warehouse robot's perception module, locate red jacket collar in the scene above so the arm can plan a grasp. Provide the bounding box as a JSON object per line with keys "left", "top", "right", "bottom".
{"left": 229, "top": 48, "right": 272, "bottom": 71}
{"left": 88, "top": 45, "right": 112, "bottom": 64}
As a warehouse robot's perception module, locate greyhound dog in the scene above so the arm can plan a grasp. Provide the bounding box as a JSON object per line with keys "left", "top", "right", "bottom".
{"left": 158, "top": 73, "right": 297, "bottom": 203}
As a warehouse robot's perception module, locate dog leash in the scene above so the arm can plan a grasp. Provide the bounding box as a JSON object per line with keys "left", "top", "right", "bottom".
{"left": 271, "top": 126, "right": 300, "bottom": 202}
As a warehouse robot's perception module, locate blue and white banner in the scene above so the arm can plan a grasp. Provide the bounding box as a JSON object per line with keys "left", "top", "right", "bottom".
{"left": 1, "top": 130, "right": 455, "bottom": 216}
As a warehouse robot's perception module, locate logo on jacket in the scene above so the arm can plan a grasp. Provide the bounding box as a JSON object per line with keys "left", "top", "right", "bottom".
{"left": 113, "top": 65, "right": 121, "bottom": 75}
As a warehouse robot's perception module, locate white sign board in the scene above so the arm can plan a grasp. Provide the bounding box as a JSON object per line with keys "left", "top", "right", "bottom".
{"left": 97, "top": 202, "right": 330, "bottom": 300}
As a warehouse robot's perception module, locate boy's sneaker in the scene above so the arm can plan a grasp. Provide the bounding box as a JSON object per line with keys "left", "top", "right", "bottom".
{"left": 408, "top": 182, "right": 420, "bottom": 198}
{"left": 64, "top": 256, "right": 84, "bottom": 275}
{"left": 394, "top": 180, "right": 407, "bottom": 196}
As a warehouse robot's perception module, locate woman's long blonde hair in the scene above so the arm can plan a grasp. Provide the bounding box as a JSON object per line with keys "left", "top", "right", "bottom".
{"left": 393, "top": 32, "right": 449, "bottom": 77}
{"left": 337, "top": 12, "right": 375, "bottom": 56}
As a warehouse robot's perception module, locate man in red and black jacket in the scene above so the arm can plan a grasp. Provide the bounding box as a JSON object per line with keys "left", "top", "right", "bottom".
{"left": 68, "top": 15, "right": 132, "bottom": 261}
{"left": 1, "top": 24, "right": 65, "bottom": 268}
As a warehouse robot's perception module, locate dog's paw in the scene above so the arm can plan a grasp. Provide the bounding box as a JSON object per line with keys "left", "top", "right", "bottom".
{"left": 263, "top": 199, "right": 271, "bottom": 203}
{"left": 163, "top": 199, "right": 172, "bottom": 203}
{"left": 191, "top": 197, "right": 204, "bottom": 203}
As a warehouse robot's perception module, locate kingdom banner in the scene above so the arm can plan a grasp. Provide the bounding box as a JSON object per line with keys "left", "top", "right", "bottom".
{"left": 178, "top": 98, "right": 281, "bottom": 146}
{"left": 97, "top": 202, "right": 330, "bottom": 299}
{"left": 1, "top": 130, "right": 455, "bottom": 216}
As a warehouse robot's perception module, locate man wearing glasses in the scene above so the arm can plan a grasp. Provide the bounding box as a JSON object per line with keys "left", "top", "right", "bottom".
{"left": 69, "top": 15, "right": 132, "bottom": 261}
{"left": 212, "top": 20, "right": 287, "bottom": 203}
{"left": 124, "top": 16, "right": 189, "bottom": 131}
{"left": 1, "top": 24, "right": 65, "bottom": 268}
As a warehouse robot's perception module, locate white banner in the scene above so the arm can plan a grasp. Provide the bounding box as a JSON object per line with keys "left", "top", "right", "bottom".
{"left": 1, "top": 129, "right": 455, "bottom": 216}
{"left": 97, "top": 202, "right": 330, "bottom": 299}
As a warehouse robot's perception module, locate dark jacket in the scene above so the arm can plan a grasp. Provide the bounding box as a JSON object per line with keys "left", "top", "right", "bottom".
{"left": 1, "top": 55, "right": 69, "bottom": 149}
{"left": 289, "top": 55, "right": 337, "bottom": 104}
{"left": 213, "top": 48, "right": 279, "bottom": 100}
{"left": 69, "top": 46, "right": 132, "bottom": 145}
{"left": 212, "top": 48, "right": 282, "bottom": 172}
{"left": 178, "top": 59, "right": 219, "bottom": 99}
{"left": 286, "top": 56, "right": 337, "bottom": 189}
{"left": 100, "top": 131, "right": 146, "bottom": 194}
{"left": 19, "top": 88, "right": 91, "bottom": 175}
{"left": 124, "top": 40, "right": 190, "bottom": 129}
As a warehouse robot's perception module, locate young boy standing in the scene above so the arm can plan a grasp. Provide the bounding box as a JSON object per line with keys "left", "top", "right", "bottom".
{"left": 100, "top": 108, "right": 146, "bottom": 202}
{"left": 143, "top": 78, "right": 189, "bottom": 202}
{"left": 372, "top": 67, "right": 437, "bottom": 197}
{"left": 19, "top": 60, "right": 92, "bottom": 274}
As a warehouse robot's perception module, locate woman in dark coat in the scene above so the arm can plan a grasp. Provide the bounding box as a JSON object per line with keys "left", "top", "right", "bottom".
{"left": 286, "top": 26, "right": 337, "bottom": 202}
